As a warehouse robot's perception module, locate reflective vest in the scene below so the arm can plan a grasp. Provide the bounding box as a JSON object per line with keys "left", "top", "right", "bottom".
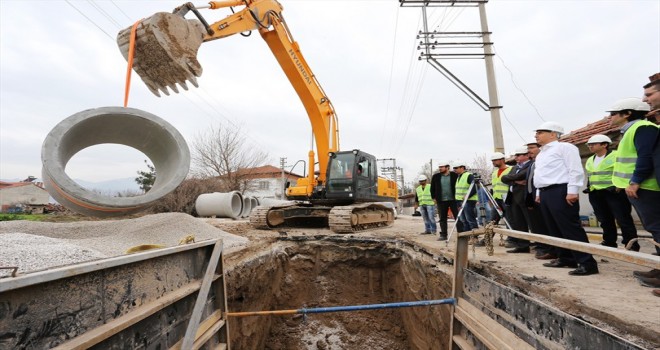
{"left": 491, "top": 166, "right": 512, "bottom": 200}
{"left": 585, "top": 151, "right": 616, "bottom": 191}
{"left": 612, "top": 120, "right": 660, "bottom": 191}
{"left": 416, "top": 184, "right": 434, "bottom": 205}
{"left": 456, "top": 172, "right": 477, "bottom": 201}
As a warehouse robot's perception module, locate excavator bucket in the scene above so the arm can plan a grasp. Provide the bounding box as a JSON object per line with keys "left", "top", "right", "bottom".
{"left": 117, "top": 12, "right": 206, "bottom": 97}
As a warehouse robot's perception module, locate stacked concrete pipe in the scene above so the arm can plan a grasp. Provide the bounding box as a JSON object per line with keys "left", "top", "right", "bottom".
{"left": 240, "top": 196, "right": 252, "bottom": 218}
{"left": 41, "top": 107, "right": 190, "bottom": 217}
{"left": 195, "top": 191, "right": 244, "bottom": 218}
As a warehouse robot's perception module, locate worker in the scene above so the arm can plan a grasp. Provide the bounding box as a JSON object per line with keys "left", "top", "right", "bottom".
{"left": 454, "top": 162, "right": 479, "bottom": 231}
{"left": 490, "top": 152, "right": 511, "bottom": 225}
{"left": 534, "top": 121, "right": 599, "bottom": 276}
{"left": 430, "top": 161, "right": 462, "bottom": 240}
{"left": 584, "top": 134, "right": 639, "bottom": 251}
{"left": 607, "top": 98, "right": 660, "bottom": 292}
{"left": 525, "top": 139, "right": 554, "bottom": 259}
{"left": 414, "top": 175, "right": 437, "bottom": 235}
{"left": 501, "top": 147, "right": 533, "bottom": 253}
{"left": 643, "top": 72, "right": 660, "bottom": 125}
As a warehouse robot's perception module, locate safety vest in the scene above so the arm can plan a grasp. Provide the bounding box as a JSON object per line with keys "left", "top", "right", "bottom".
{"left": 456, "top": 172, "right": 478, "bottom": 201}
{"left": 585, "top": 151, "right": 616, "bottom": 191}
{"left": 416, "top": 184, "right": 434, "bottom": 205}
{"left": 491, "top": 166, "right": 512, "bottom": 200}
{"left": 612, "top": 120, "right": 660, "bottom": 191}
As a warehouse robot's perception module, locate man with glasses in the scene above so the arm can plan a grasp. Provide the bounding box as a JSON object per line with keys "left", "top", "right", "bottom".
{"left": 525, "top": 140, "right": 554, "bottom": 259}
{"left": 608, "top": 98, "right": 659, "bottom": 293}
{"left": 501, "top": 147, "right": 533, "bottom": 253}
{"left": 584, "top": 134, "right": 639, "bottom": 251}
{"left": 534, "top": 121, "right": 599, "bottom": 276}
{"left": 430, "top": 161, "right": 461, "bottom": 241}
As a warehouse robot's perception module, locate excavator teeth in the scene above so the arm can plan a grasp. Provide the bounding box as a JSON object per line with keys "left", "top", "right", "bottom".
{"left": 117, "top": 12, "right": 205, "bottom": 97}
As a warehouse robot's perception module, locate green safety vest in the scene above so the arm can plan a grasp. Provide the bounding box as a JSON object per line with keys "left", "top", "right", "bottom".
{"left": 416, "top": 184, "right": 434, "bottom": 205}
{"left": 612, "top": 120, "right": 660, "bottom": 191}
{"left": 585, "top": 151, "right": 616, "bottom": 191}
{"left": 491, "top": 166, "right": 512, "bottom": 200}
{"left": 456, "top": 172, "right": 477, "bottom": 201}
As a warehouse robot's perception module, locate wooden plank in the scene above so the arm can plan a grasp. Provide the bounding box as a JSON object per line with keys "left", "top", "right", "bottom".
{"left": 170, "top": 310, "right": 224, "bottom": 350}
{"left": 53, "top": 281, "right": 205, "bottom": 350}
{"left": 181, "top": 241, "right": 224, "bottom": 349}
{"left": 448, "top": 234, "right": 469, "bottom": 350}
{"left": 452, "top": 335, "right": 475, "bottom": 350}
{"left": 192, "top": 318, "right": 227, "bottom": 350}
{"left": 455, "top": 298, "right": 534, "bottom": 350}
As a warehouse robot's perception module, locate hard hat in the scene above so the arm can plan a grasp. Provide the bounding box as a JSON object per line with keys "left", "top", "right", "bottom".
{"left": 586, "top": 134, "right": 612, "bottom": 144}
{"left": 606, "top": 97, "right": 650, "bottom": 112}
{"left": 418, "top": 175, "right": 427, "bottom": 182}
{"left": 526, "top": 139, "right": 539, "bottom": 146}
{"left": 452, "top": 161, "right": 466, "bottom": 168}
{"left": 490, "top": 152, "right": 505, "bottom": 160}
{"left": 534, "top": 121, "right": 564, "bottom": 134}
{"left": 437, "top": 160, "right": 451, "bottom": 167}
{"left": 514, "top": 147, "right": 529, "bottom": 155}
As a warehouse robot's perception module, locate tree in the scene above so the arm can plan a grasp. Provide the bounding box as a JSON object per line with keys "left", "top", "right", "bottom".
{"left": 470, "top": 153, "right": 492, "bottom": 186}
{"left": 418, "top": 162, "right": 433, "bottom": 182}
{"left": 191, "top": 124, "right": 269, "bottom": 192}
{"left": 135, "top": 160, "right": 156, "bottom": 193}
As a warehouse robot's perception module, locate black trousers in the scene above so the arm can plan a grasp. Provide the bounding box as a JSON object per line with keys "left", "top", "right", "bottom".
{"left": 539, "top": 184, "right": 597, "bottom": 268}
{"left": 508, "top": 194, "right": 531, "bottom": 247}
{"left": 528, "top": 203, "right": 552, "bottom": 254}
{"left": 588, "top": 189, "right": 638, "bottom": 247}
{"left": 438, "top": 200, "right": 463, "bottom": 234}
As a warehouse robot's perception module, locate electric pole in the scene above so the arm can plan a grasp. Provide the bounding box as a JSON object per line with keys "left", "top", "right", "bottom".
{"left": 279, "top": 157, "right": 287, "bottom": 199}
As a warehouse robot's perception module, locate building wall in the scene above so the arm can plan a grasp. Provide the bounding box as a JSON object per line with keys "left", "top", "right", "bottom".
{"left": 243, "top": 178, "right": 288, "bottom": 199}
{"left": 0, "top": 185, "right": 50, "bottom": 211}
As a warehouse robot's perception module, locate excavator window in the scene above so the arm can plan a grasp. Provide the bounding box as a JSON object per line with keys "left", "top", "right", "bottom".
{"left": 328, "top": 153, "right": 357, "bottom": 179}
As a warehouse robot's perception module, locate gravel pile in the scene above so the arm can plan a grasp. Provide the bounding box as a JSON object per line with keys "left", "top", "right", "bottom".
{"left": 0, "top": 213, "right": 249, "bottom": 277}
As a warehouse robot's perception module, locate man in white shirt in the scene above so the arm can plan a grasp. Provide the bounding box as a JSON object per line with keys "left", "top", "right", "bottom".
{"left": 534, "top": 122, "right": 599, "bottom": 276}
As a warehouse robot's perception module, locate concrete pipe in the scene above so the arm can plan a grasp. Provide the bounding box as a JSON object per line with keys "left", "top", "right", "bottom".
{"left": 195, "top": 191, "right": 243, "bottom": 218}
{"left": 41, "top": 106, "right": 190, "bottom": 217}
{"left": 249, "top": 197, "right": 258, "bottom": 213}
{"left": 240, "top": 196, "right": 252, "bottom": 218}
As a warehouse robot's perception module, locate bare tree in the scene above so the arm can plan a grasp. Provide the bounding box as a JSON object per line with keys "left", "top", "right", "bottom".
{"left": 191, "top": 124, "right": 270, "bottom": 192}
{"left": 418, "top": 162, "right": 433, "bottom": 181}
{"left": 470, "top": 153, "right": 492, "bottom": 186}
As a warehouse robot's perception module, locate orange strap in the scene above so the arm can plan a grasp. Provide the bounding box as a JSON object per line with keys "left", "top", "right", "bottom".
{"left": 123, "top": 20, "right": 141, "bottom": 107}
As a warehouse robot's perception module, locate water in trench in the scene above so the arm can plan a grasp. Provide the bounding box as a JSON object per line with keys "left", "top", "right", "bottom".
{"left": 225, "top": 238, "right": 453, "bottom": 350}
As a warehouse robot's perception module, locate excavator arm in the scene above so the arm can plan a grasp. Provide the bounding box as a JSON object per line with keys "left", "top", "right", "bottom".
{"left": 117, "top": 0, "right": 339, "bottom": 197}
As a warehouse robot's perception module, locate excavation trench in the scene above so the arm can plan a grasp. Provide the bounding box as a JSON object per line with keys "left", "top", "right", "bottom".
{"left": 225, "top": 237, "right": 452, "bottom": 350}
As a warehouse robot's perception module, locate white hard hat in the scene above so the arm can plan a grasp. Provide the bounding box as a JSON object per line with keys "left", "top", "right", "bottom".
{"left": 452, "top": 161, "right": 466, "bottom": 168}
{"left": 418, "top": 175, "right": 427, "bottom": 181}
{"left": 490, "top": 152, "right": 505, "bottom": 160}
{"left": 606, "top": 97, "right": 650, "bottom": 112}
{"left": 535, "top": 121, "right": 565, "bottom": 134}
{"left": 437, "top": 160, "right": 451, "bottom": 167}
{"left": 526, "top": 139, "right": 539, "bottom": 146}
{"left": 514, "top": 147, "right": 529, "bottom": 155}
{"left": 586, "top": 134, "right": 612, "bottom": 144}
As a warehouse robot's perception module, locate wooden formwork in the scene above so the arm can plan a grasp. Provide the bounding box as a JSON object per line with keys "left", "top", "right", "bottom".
{"left": 0, "top": 239, "right": 229, "bottom": 350}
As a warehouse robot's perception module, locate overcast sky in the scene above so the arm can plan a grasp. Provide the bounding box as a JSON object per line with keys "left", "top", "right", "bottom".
{"left": 1, "top": 0, "right": 658, "bottom": 188}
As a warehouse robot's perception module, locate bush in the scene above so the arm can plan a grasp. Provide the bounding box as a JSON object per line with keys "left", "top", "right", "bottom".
{"left": 0, "top": 213, "right": 44, "bottom": 221}
{"left": 150, "top": 177, "right": 227, "bottom": 215}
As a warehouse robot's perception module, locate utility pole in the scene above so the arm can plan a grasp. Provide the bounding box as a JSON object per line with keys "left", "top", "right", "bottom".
{"left": 279, "top": 157, "right": 287, "bottom": 199}
{"left": 404, "top": 0, "right": 505, "bottom": 153}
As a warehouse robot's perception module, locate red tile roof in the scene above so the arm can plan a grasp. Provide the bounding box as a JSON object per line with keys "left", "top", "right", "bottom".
{"left": 560, "top": 116, "right": 621, "bottom": 145}
{"left": 233, "top": 165, "right": 303, "bottom": 179}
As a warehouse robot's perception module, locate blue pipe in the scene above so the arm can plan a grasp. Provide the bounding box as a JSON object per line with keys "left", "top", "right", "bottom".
{"left": 299, "top": 298, "right": 456, "bottom": 315}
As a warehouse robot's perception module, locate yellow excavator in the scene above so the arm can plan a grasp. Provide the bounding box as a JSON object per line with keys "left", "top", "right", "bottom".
{"left": 117, "top": 0, "right": 398, "bottom": 232}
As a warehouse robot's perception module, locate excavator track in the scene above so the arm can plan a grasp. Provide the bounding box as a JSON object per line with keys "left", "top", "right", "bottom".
{"left": 328, "top": 203, "right": 394, "bottom": 233}
{"left": 249, "top": 206, "right": 272, "bottom": 229}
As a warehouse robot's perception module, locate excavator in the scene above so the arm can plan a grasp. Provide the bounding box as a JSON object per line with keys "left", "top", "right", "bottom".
{"left": 117, "top": 0, "right": 398, "bottom": 232}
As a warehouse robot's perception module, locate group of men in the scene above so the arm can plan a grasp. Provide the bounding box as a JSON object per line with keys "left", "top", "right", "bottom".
{"left": 414, "top": 73, "right": 660, "bottom": 295}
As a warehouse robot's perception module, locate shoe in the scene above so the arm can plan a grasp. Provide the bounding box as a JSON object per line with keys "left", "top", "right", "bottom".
{"left": 599, "top": 241, "right": 617, "bottom": 248}
{"left": 637, "top": 276, "right": 660, "bottom": 288}
{"left": 437, "top": 235, "right": 448, "bottom": 241}
{"left": 506, "top": 247, "right": 530, "bottom": 253}
{"left": 633, "top": 269, "right": 660, "bottom": 279}
{"left": 568, "top": 265, "right": 599, "bottom": 276}
{"left": 419, "top": 231, "right": 432, "bottom": 235}
{"left": 624, "top": 241, "right": 641, "bottom": 252}
{"left": 504, "top": 241, "right": 516, "bottom": 248}
{"left": 653, "top": 289, "right": 660, "bottom": 297}
{"left": 543, "top": 259, "right": 577, "bottom": 268}
{"left": 535, "top": 253, "right": 558, "bottom": 260}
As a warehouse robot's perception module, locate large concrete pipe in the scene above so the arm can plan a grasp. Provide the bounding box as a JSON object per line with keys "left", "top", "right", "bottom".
{"left": 249, "top": 197, "right": 259, "bottom": 212}
{"left": 195, "top": 191, "right": 243, "bottom": 218}
{"left": 41, "top": 107, "right": 190, "bottom": 217}
{"left": 240, "top": 196, "right": 252, "bottom": 218}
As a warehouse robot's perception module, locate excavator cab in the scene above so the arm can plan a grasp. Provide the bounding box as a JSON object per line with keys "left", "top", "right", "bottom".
{"left": 325, "top": 150, "right": 379, "bottom": 203}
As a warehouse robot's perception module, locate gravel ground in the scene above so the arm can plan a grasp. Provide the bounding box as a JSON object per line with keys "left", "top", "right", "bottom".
{"left": 0, "top": 213, "right": 249, "bottom": 277}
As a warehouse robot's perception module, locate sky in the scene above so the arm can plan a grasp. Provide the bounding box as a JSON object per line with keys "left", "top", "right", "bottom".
{"left": 1, "top": 0, "right": 659, "bottom": 189}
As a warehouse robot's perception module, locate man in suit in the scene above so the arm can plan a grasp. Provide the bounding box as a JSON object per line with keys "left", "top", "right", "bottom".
{"left": 431, "top": 161, "right": 462, "bottom": 240}
{"left": 525, "top": 140, "right": 555, "bottom": 260}
{"left": 501, "top": 147, "right": 533, "bottom": 253}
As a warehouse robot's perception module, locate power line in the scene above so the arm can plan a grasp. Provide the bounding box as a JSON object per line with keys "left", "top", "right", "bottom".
{"left": 89, "top": 0, "right": 122, "bottom": 29}
{"left": 494, "top": 51, "right": 546, "bottom": 122}
{"left": 110, "top": 0, "right": 133, "bottom": 22}
{"left": 64, "top": 0, "right": 114, "bottom": 40}
{"left": 378, "top": 6, "right": 401, "bottom": 153}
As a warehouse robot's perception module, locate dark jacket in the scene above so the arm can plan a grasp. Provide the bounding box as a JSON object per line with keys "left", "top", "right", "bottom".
{"left": 525, "top": 161, "right": 537, "bottom": 207}
{"left": 430, "top": 171, "right": 458, "bottom": 202}
{"left": 655, "top": 133, "right": 660, "bottom": 185}
{"left": 501, "top": 161, "right": 531, "bottom": 205}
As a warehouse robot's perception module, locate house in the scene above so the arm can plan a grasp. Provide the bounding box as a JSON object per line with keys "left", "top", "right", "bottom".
{"left": 0, "top": 181, "right": 50, "bottom": 214}
{"left": 236, "top": 165, "right": 304, "bottom": 199}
